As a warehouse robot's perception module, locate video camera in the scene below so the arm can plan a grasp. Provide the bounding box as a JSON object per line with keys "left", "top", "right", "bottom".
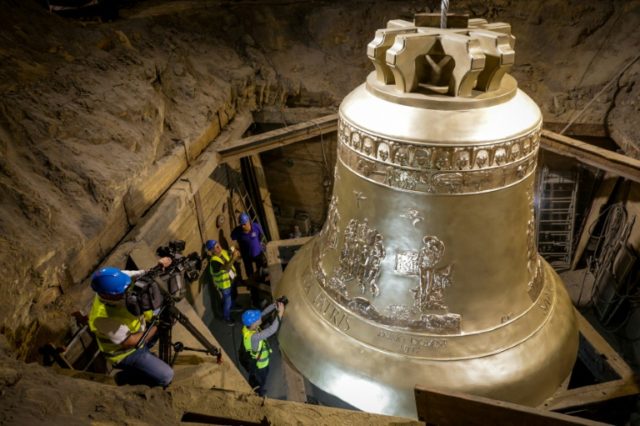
{"left": 156, "top": 240, "right": 202, "bottom": 297}
{"left": 125, "top": 240, "right": 202, "bottom": 316}
{"left": 276, "top": 295, "right": 289, "bottom": 306}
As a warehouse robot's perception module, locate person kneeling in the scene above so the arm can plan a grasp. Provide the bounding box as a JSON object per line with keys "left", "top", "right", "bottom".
{"left": 88, "top": 260, "right": 173, "bottom": 387}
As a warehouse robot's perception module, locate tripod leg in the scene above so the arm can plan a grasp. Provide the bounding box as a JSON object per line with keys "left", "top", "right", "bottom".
{"left": 157, "top": 311, "right": 174, "bottom": 365}
{"left": 168, "top": 306, "right": 222, "bottom": 363}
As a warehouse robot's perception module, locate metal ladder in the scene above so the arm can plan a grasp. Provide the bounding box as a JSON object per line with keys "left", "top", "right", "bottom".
{"left": 535, "top": 166, "right": 579, "bottom": 268}
{"left": 230, "top": 161, "right": 268, "bottom": 244}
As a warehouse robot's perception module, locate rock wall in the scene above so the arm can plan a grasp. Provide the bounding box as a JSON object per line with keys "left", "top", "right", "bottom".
{"left": 1, "top": 0, "right": 639, "bottom": 361}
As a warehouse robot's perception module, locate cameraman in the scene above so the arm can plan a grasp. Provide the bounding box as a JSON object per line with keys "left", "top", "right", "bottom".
{"left": 206, "top": 239, "right": 240, "bottom": 326}
{"left": 240, "top": 299, "right": 285, "bottom": 396}
{"left": 88, "top": 258, "right": 173, "bottom": 387}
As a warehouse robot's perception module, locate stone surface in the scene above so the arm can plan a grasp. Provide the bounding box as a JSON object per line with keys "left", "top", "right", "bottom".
{"left": 1, "top": 0, "right": 640, "bottom": 421}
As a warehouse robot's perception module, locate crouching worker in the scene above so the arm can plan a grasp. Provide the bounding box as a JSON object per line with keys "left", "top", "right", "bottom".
{"left": 241, "top": 300, "right": 285, "bottom": 396}
{"left": 88, "top": 259, "right": 174, "bottom": 387}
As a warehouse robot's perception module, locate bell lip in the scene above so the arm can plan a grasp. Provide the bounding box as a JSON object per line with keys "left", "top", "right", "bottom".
{"left": 291, "top": 239, "right": 566, "bottom": 360}
{"left": 277, "top": 250, "right": 579, "bottom": 418}
{"left": 365, "top": 72, "right": 518, "bottom": 110}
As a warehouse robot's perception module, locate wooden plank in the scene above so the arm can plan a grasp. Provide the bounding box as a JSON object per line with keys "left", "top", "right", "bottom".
{"left": 265, "top": 237, "right": 312, "bottom": 294}
{"left": 123, "top": 147, "right": 188, "bottom": 225}
{"left": 575, "top": 310, "right": 634, "bottom": 380}
{"left": 544, "top": 122, "right": 608, "bottom": 138}
{"left": 539, "top": 309, "right": 639, "bottom": 412}
{"left": 252, "top": 106, "right": 337, "bottom": 125}
{"left": 263, "top": 238, "right": 309, "bottom": 403}
{"left": 218, "top": 114, "right": 338, "bottom": 161}
{"left": 250, "top": 154, "right": 280, "bottom": 241}
{"left": 415, "top": 386, "right": 608, "bottom": 426}
{"left": 265, "top": 241, "right": 283, "bottom": 295}
{"left": 180, "top": 110, "right": 253, "bottom": 194}
{"left": 192, "top": 191, "right": 208, "bottom": 244}
{"left": 541, "top": 379, "right": 639, "bottom": 412}
{"left": 129, "top": 240, "right": 160, "bottom": 269}
{"left": 540, "top": 130, "right": 640, "bottom": 183}
{"left": 571, "top": 174, "right": 619, "bottom": 269}
{"left": 282, "top": 353, "right": 308, "bottom": 403}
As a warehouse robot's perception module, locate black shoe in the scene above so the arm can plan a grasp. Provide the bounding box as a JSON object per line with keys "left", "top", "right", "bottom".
{"left": 225, "top": 319, "right": 235, "bottom": 326}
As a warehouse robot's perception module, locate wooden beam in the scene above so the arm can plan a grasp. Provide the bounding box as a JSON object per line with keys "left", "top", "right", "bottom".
{"left": 575, "top": 310, "right": 634, "bottom": 380}
{"left": 252, "top": 106, "right": 337, "bottom": 125}
{"left": 540, "top": 379, "right": 639, "bottom": 412}
{"left": 538, "top": 309, "right": 639, "bottom": 412}
{"left": 218, "top": 114, "right": 338, "bottom": 161}
{"left": 570, "top": 174, "right": 619, "bottom": 269}
{"left": 282, "top": 353, "right": 308, "bottom": 403}
{"left": 265, "top": 237, "right": 312, "bottom": 294}
{"left": 540, "top": 130, "right": 640, "bottom": 183}
{"left": 250, "top": 155, "right": 280, "bottom": 241}
{"left": 544, "top": 123, "right": 608, "bottom": 138}
{"left": 415, "top": 386, "right": 608, "bottom": 426}
{"left": 264, "top": 237, "right": 313, "bottom": 403}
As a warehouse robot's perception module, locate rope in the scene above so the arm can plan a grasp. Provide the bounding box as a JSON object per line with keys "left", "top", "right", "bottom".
{"left": 440, "top": 0, "right": 449, "bottom": 29}
{"left": 560, "top": 53, "right": 640, "bottom": 135}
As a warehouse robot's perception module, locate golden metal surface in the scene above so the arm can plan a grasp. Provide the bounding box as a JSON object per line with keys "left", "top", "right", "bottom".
{"left": 275, "top": 15, "right": 578, "bottom": 418}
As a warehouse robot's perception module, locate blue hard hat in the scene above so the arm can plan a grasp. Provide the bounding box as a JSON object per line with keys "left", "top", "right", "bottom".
{"left": 242, "top": 309, "right": 261, "bottom": 327}
{"left": 91, "top": 267, "right": 131, "bottom": 296}
{"left": 205, "top": 239, "right": 217, "bottom": 250}
{"left": 239, "top": 212, "right": 250, "bottom": 225}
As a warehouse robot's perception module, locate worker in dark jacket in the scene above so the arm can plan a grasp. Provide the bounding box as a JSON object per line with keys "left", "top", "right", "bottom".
{"left": 232, "top": 212, "right": 267, "bottom": 307}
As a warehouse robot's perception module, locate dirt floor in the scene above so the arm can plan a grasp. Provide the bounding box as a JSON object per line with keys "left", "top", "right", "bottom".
{"left": 1, "top": 0, "right": 640, "bottom": 422}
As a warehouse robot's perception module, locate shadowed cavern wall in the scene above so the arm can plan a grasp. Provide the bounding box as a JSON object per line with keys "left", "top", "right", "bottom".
{"left": 1, "top": 0, "right": 639, "bottom": 362}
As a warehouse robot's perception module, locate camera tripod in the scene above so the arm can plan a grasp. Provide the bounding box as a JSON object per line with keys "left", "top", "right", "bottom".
{"left": 133, "top": 273, "right": 223, "bottom": 367}
{"left": 154, "top": 300, "right": 222, "bottom": 366}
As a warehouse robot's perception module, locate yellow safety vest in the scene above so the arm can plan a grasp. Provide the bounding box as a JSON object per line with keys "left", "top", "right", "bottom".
{"left": 242, "top": 326, "right": 271, "bottom": 369}
{"left": 88, "top": 296, "right": 148, "bottom": 363}
{"left": 210, "top": 250, "right": 235, "bottom": 290}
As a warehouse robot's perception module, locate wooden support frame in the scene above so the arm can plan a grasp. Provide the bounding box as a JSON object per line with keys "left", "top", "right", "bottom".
{"left": 264, "top": 237, "right": 312, "bottom": 403}
{"left": 415, "top": 387, "right": 608, "bottom": 425}
{"left": 217, "top": 114, "right": 338, "bottom": 161}
{"left": 266, "top": 237, "right": 639, "bottom": 420}
{"left": 414, "top": 309, "right": 638, "bottom": 424}
{"left": 539, "top": 309, "right": 639, "bottom": 412}
{"left": 540, "top": 130, "right": 640, "bottom": 183}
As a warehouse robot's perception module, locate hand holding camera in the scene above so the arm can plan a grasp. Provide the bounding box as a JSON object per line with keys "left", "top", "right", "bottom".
{"left": 230, "top": 246, "right": 241, "bottom": 260}
{"left": 275, "top": 295, "right": 288, "bottom": 319}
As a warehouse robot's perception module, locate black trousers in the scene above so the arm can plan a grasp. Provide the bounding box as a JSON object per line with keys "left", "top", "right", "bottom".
{"left": 243, "top": 253, "right": 267, "bottom": 307}
{"left": 249, "top": 364, "right": 269, "bottom": 397}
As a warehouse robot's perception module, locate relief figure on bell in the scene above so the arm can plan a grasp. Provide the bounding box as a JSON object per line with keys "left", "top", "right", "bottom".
{"left": 351, "top": 132, "right": 362, "bottom": 150}
{"left": 434, "top": 151, "right": 451, "bottom": 170}
{"left": 453, "top": 149, "right": 470, "bottom": 170}
{"left": 394, "top": 147, "right": 409, "bottom": 166}
{"left": 361, "top": 233, "right": 385, "bottom": 297}
{"left": 377, "top": 142, "right": 390, "bottom": 162}
{"left": 474, "top": 149, "right": 489, "bottom": 168}
{"left": 412, "top": 236, "right": 450, "bottom": 312}
{"left": 334, "top": 218, "right": 386, "bottom": 298}
{"left": 494, "top": 147, "right": 507, "bottom": 165}
{"left": 413, "top": 148, "right": 432, "bottom": 168}
{"left": 320, "top": 195, "right": 340, "bottom": 255}
{"left": 362, "top": 137, "right": 375, "bottom": 156}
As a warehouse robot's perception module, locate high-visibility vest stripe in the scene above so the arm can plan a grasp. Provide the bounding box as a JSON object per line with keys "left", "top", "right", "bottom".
{"left": 210, "top": 250, "right": 235, "bottom": 290}
{"left": 88, "top": 297, "right": 142, "bottom": 363}
{"left": 242, "top": 326, "right": 271, "bottom": 369}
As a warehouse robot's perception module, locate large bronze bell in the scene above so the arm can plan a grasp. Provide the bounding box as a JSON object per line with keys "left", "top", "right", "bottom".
{"left": 275, "top": 14, "right": 578, "bottom": 418}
